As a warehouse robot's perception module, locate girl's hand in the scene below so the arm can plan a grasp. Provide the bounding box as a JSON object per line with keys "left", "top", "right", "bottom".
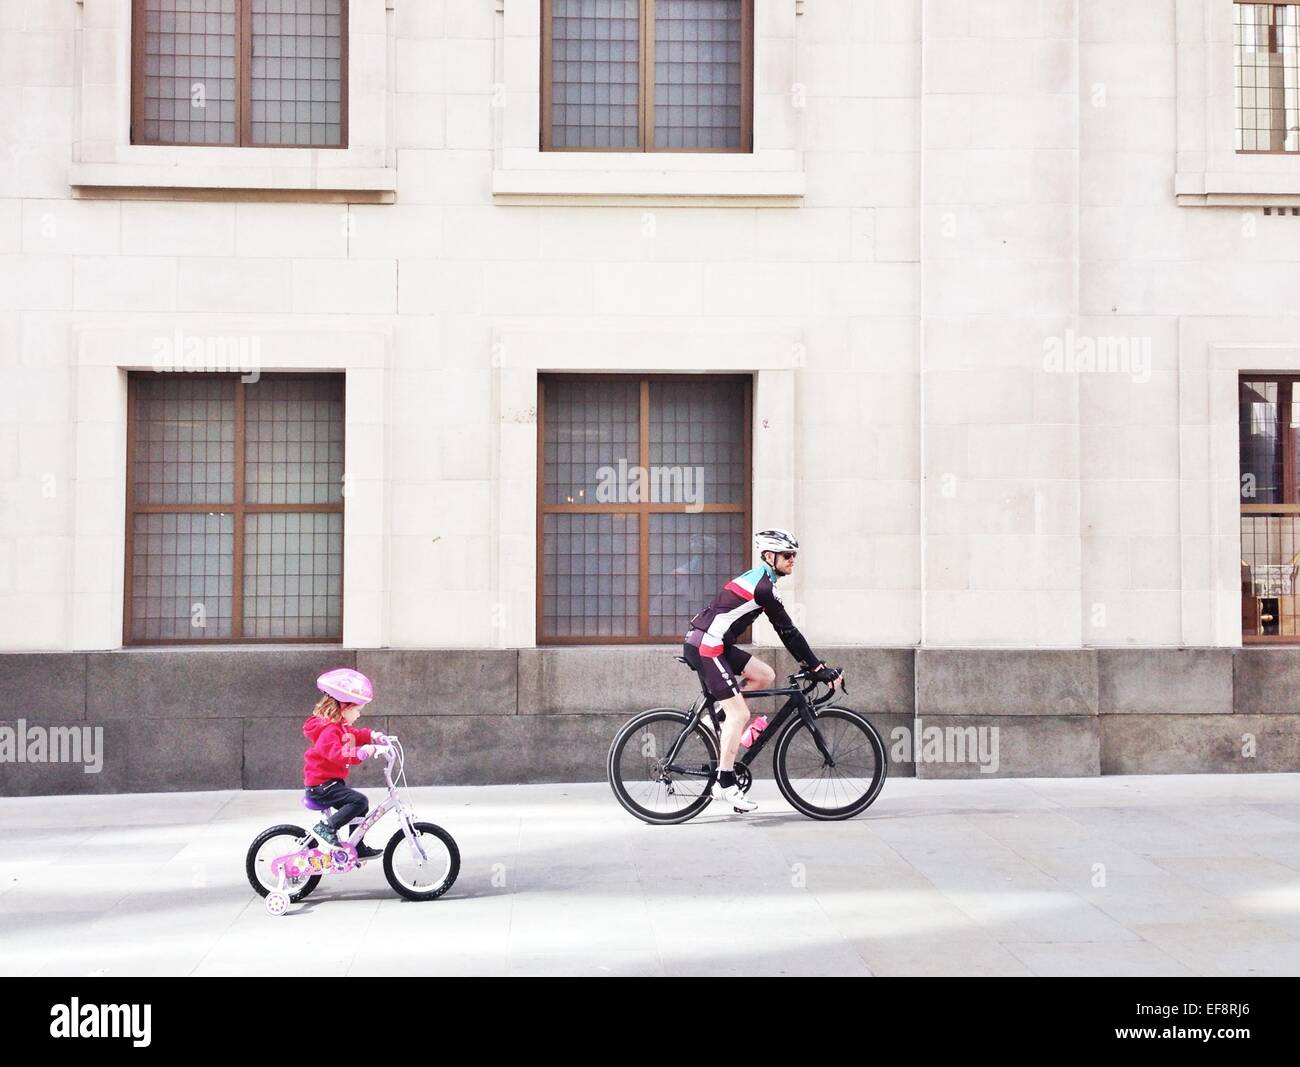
{"left": 371, "top": 731, "right": 392, "bottom": 744}
{"left": 355, "top": 744, "right": 378, "bottom": 760}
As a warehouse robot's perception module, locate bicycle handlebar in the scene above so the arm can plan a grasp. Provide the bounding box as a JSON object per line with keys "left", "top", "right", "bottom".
{"left": 787, "top": 669, "right": 848, "bottom": 701}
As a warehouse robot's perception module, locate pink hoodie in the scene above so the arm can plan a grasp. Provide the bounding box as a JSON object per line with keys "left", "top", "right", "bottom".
{"left": 302, "top": 715, "right": 375, "bottom": 787}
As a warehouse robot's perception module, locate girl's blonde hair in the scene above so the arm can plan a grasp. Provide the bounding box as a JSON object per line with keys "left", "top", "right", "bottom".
{"left": 313, "top": 694, "right": 346, "bottom": 723}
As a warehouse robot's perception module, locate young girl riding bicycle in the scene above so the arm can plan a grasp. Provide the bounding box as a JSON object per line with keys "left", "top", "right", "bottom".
{"left": 303, "top": 668, "right": 392, "bottom": 859}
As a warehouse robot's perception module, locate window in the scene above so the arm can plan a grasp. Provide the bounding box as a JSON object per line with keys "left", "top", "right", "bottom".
{"left": 132, "top": 0, "right": 347, "bottom": 148}
{"left": 1234, "top": 2, "right": 1300, "bottom": 152}
{"left": 126, "top": 374, "right": 344, "bottom": 643}
{"left": 1239, "top": 376, "right": 1300, "bottom": 641}
{"left": 540, "top": 0, "right": 752, "bottom": 152}
{"left": 538, "top": 375, "right": 751, "bottom": 643}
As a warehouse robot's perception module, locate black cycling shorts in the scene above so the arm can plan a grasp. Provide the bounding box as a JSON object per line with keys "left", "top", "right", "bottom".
{"left": 682, "top": 640, "right": 752, "bottom": 701}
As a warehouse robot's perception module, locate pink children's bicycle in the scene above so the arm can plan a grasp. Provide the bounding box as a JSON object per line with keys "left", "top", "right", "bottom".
{"left": 245, "top": 737, "right": 459, "bottom": 916}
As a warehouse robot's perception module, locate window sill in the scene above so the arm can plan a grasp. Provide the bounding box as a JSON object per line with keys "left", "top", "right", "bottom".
{"left": 70, "top": 149, "right": 397, "bottom": 203}
{"left": 491, "top": 161, "right": 804, "bottom": 207}
{"left": 1176, "top": 168, "right": 1300, "bottom": 207}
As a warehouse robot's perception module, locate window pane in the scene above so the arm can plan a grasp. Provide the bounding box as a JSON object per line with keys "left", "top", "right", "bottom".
{"left": 1234, "top": 3, "right": 1300, "bottom": 152}
{"left": 133, "top": 377, "right": 236, "bottom": 505}
{"left": 648, "top": 378, "right": 746, "bottom": 504}
{"left": 243, "top": 511, "right": 343, "bottom": 638}
{"left": 130, "top": 512, "right": 235, "bottom": 640}
{"left": 250, "top": 0, "right": 345, "bottom": 146}
{"left": 1241, "top": 513, "right": 1300, "bottom": 636}
{"left": 542, "top": 512, "right": 640, "bottom": 637}
{"left": 138, "top": 0, "right": 238, "bottom": 145}
{"left": 649, "top": 511, "right": 746, "bottom": 636}
{"left": 549, "top": 0, "right": 642, "bottom": 148}
{"left": 652, "top": 0, "right": 743, "bottom": 149}
{"left": 543, "top": 378, "right": 640, "bottom": 505}
{"left": 1240, "top": 379, "right": 1282, "bottom": 504}
{"left": 244, "top": 376, "right": 344, "bottom": 504}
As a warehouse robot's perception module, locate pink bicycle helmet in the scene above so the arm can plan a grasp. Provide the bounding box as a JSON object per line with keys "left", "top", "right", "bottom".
{"left": 316, "top": 668, "right": 374, "bottom": 706}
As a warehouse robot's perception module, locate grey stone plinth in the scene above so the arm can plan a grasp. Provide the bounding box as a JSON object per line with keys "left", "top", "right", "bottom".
{"left": 0, "top": 719, "right": 126, "bottom": 795}
{"left": 127, "top": 717, "right": 242, "bottom": 791}
{"left": 912, "top": 715, "right": 1100, "bottom": 778}
{"left": 518, "top": 646, "right": 700, "bottom": 715}
{"left": 5, "top": 654, "right": 87, "bottom": 723}
{"left": 88, "top": 648, "right": 354, "bottom": 719}
{"left": 389, "top": 713, "right": 629, "bottom": 784}
{"left": 1098, "top": 649, "right": 1233, "bottom": 715}
{"left": 242, "top": 714, "right": 393, "bottom": 790}
{"left": 1233, "top": 648, "right": 1300, "bottom": 715}
{"left": 1101, "top": 714, "right": 1300, "bottom": 774}
{"left": 356, "top": 649, "right": 517, "bottom": 716}
{"left": 917, "top": 650, "right": 1097, "bottom": 716}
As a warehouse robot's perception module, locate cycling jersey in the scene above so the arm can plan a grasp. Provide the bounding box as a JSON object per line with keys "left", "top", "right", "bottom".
{"left": 684, "top": 562, "right": 819, "bottom": 670}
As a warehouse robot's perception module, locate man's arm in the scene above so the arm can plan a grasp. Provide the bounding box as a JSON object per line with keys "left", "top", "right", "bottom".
{"left": 753, "top": 580, "right": 819, "bottom": 669}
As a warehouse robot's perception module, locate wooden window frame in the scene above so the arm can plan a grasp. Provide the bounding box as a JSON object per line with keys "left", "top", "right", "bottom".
{"left": 536, "top": 373, "right": 753, "bottom": 645}
{"left": 1233, "top": 1, "right": 1300, "bottom": 155}
{"left": 130, "top": 0, "right": 350, "bottom": 150}
{"left": 1239, "top": 372, "right": 1300, "bottom": 643}
{"left": 539, "top": 0, "right": 753, "bottom": 154}
{"left": 124, "top": 371, "right": 346, "bottom": 646}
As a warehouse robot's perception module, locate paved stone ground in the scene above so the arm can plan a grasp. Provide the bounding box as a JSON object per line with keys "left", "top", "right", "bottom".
{"left": 2, "top": 774, "right": 1299, "bottom": 976}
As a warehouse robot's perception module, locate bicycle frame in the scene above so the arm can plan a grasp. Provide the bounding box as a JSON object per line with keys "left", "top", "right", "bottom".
{"left": 273, "top": 740, "right": 431, "bottom": 882}
{"left": 661, "top": 678, "right": 837, "bottom": 780}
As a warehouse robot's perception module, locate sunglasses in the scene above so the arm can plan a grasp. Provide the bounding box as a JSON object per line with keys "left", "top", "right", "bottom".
{"left": 778, "top": 551, "right": 797, "bottom": 561}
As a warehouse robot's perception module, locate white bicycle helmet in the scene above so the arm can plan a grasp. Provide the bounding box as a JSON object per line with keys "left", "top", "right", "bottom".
{"left": 754, "top": 528, "right": 799, "bottom": 556}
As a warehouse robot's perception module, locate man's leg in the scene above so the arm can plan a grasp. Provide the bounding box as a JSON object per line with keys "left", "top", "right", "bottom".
{"left": 738, "top": 656, "right": 776, "bottom": 692}
{"left": 715, "top": 691, "right": 751, "bottom": 773}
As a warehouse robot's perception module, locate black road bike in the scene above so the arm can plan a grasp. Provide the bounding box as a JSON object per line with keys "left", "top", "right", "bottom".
{"left": 607, "top": 659, "right": 888, "bottom": 824}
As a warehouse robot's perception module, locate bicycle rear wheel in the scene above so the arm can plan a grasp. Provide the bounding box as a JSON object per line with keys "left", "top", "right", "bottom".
{"left": 773, "top": 707, "right": 887, "bottom": 820}
{"left": 608, "top": 709, "right": 718, "bottom": 825}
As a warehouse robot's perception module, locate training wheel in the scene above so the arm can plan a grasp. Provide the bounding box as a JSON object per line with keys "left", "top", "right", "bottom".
{"left": 265, "top": 891, "right": 289, "bottom": 916}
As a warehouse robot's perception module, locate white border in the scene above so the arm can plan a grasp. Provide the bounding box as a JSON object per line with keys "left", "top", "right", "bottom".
{"left": 71, "top": 320, "right": 391, "bottom": 649}
{"left": 70, "top": 0, "right": 397, "bottom": 196}
{"left": 490, "top": 327, "right": 800, "bottom": 647}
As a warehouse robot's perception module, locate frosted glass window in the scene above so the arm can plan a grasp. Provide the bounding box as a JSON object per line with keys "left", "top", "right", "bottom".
{"left": 648, "top": 511, "right": 746, "bottom": 636}
{"left": 244, "top": 376, "right": 344, "bottom": 504}
{"left": 550, "top": 0, "right": 642, "bottom": 148}
{"left": 127, "top": 372, "right": 344, "bottom": 642}
{"left": 139, "top": 0, "right": 238, "bottom": 145}
{"left": 133, "top": 376, "right": 236, "bottom": 505}
{"left": 543, "top": 0, "right": 750, "bottom": 151}
{"left": 648, "top": 378, "right": 746, "bottom": 504}
{"left": 250, "top": 0, "right": 345, "bottom": 146}
{"left": 543, "top": 512, "right": 641, "bottom": 637}
{"left": 1235, "top": 3, "right": 1300, "bottom": 152}
{"left": 652, "top": 0, "right": 743, "bottom": 149}
{"left": 243, "top": 511, "right": 343, "bottom": 637}
{"left": 538, "top": 375, "right": 750, "bottom": 642}
{"left": 134, "top": 0, "right": 347, "bottom": 147}
{"left": 130, "top": 512, "right": 235, "bottom": 640}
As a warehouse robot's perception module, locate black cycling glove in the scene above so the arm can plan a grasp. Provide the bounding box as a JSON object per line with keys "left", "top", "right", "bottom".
{"left": 812, "top": 664, "right": 842, "bottom": 684}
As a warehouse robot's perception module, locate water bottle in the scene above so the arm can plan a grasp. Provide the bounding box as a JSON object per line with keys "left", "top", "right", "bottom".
{"left": 740, "top": 715, "right": 769, "bottom": 748}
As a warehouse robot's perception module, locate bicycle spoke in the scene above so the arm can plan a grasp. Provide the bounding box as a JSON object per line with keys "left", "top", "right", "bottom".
{"left": 779, "top": 711, "right": 882, "bottom": 815}
{"left": 613, "top": 714, "right": 715, "bottom": 821}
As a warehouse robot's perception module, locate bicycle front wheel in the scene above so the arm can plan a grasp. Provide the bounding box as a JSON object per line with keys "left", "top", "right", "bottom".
{"left": 773, "top": 707, "right": 887, "bottom": 820}
{"left": 608, "top": 708, "right": 718, "bottom": 825}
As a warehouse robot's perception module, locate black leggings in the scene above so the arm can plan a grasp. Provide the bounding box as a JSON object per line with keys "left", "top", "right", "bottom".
{"left": 306, "top": 779, "right": 369, "bottom": 834}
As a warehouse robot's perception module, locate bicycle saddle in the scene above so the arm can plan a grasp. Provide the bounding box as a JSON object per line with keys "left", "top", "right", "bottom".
{"left": 301, "top": 795, "right": 329, "bottom": 812}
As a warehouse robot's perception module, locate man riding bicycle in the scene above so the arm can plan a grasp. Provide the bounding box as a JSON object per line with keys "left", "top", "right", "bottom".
{"left": 681, "top": 528, "right": 843, "bottom": 812}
